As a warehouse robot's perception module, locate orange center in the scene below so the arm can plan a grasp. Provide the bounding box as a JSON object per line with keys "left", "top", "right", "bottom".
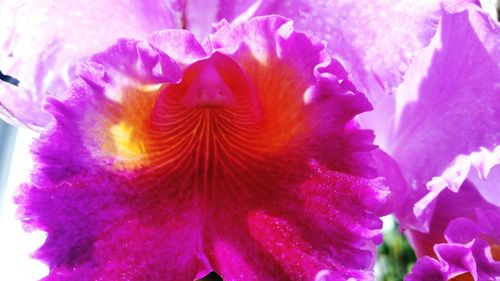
{"left": 100, "top": 52, "right": 310, "bottom": 203}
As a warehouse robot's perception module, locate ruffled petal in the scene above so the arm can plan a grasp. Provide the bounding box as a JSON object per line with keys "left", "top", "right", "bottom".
{"left": 406, "top": 182, "right": 484, "bottom": 258}
{"left": 209, "top": 16, "right": 376, "bottom": 177}
{"left": 405, "top": 256, "right": 447, "bottom": 281}
{"left": 412, "top": 147, "right": 500, "bottom": 232}
{"left": 207, "top": 165, "right": 388, "bottom": 280}
{"left": 214, "top": 0, "right": 456, "bottom": 102}
{"left": 18, "top": 16, "right": 387, "bottom": 280}
{"left": 405, "top": 183, "right": 500, "bottom": 281}
{"left": 0, "top": 0, "right": 182, "bottom": 128}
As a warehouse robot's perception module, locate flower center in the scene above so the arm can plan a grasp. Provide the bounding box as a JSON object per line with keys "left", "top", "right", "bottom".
{"left": 106, "top": 52, "right": 309, "bottom": 205}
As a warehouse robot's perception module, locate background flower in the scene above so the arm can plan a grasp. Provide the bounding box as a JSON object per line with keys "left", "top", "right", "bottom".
{"left": 360, "top": 4, "right": 500, "bottom": 281}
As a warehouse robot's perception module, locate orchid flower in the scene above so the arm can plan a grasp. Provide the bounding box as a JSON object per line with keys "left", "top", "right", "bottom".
{"left": 0, "top": 1, "right": 498, "bottom": 281}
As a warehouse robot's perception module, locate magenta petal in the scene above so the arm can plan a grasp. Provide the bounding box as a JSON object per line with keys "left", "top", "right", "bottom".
{"left": 405, "top": 182, "right": 500, "bottom": 281}
{"left": 444, "top": 218, "right": 482, "bottom": 244}
{"left": 466, "top": 240, "right": 500, "bottom": 280}
{"left": 434, "top": 244, "right": 476, "bottom": 278}
{"left": 406, "top": 182, "right": 485, "bottom": 258}
{"left": 91, "top": 212, "right": 211, "bottom": 280}
{"left": 405, "top": 256, "right": 447, "bottom": 281}
{"left": 31, "top": 39, "right": 182, "bottom": 186}
{"left": 0, "top": 0, "right": 182, "bottom": 128}
{"left": 408, "top": 229, "right": 500, "bottom": 281}
{"left": 208, "top": 168, "right": 387, "bottom": 280}
{"left": 17, "top": 175, "right": 210, "bottom": 281}
{"left": 370, "top": 149, "right": 408, "bottom": 216}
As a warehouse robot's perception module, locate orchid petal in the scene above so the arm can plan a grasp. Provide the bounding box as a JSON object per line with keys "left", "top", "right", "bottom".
{"left": 405, "top": 256, "right": 447, "bottom": 281}
{"left": 368, "top": 8, "right": 500, "bottom": 231}
{"left": 405, "top": 183, "right": 500, "bottom": 281}
{"left": 391, "top": 8, "right": 499, "bottom": 186}
{"left": 0, "top": 0, "right": 182, "bottom": 129}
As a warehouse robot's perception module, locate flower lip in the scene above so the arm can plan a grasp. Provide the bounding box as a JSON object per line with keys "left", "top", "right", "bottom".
{"left": 143, "top": 50, "right": 305, "bottom": 202}
{"left": 16, "top": 15, "right": 388, "bottom": 280}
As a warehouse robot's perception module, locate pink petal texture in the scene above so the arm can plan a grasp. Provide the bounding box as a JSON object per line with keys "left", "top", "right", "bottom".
{"left": 394, "top": 8, "right": 499, "bottom": 231}
{"left": 357, "top": 5, "right": 499, "bottom": 281}
{"left": 17, "top": 16, "right": 388, "bottom": 280}
{"left": 405, "top": 183, "right": 500, "bottom": 281}
{"left": 360, "top": 7, "right": 500, "bottom": 231}
{"left": 0, "top": 0, "right": 182, "bottom": 129}
{"left": 212, "top": 0, "right": 457, "bottom": 102}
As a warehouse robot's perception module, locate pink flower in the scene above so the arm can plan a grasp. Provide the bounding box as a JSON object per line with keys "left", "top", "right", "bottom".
{"left": 1, "top": 1, "right": 498, "bottom": 280}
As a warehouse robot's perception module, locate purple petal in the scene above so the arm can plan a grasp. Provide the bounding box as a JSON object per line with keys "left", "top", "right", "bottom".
{"left": 369, "top": 8, "right": 500, "bottom": 231}
{"left": 444, "top": 218, "right": 482, "bottom": 244}
{"left": 0, "top": 0, "right": 182, "bottom": 128}
{"left": 407, "top": 182, "right": 485, "bottom": 257}
{"left": 405, "top": 256, "right": 447, "bottom": 281}
{"left": 408, "top": 228, "right": 500, "bottom": 281}
{"left": 391, "top": 8, "right": 499, "bottom": 191}
{"left": 434, "top": 244, "right": 476, "bottom": 279}
{"left": 405, "top": 182, "right": 500, "bottom": 281}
